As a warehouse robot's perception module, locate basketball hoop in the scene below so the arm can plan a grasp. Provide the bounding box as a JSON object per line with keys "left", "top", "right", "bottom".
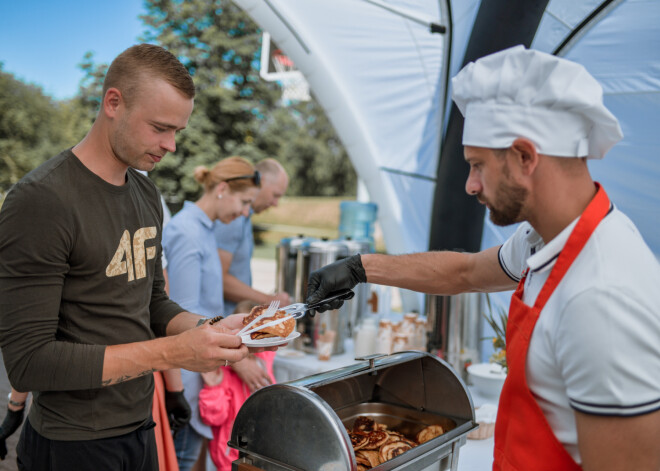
{"left": 260, "top": 33, "right": 311, "bottom": 103}
{"left": 280, "top": 74, "right": 311, "bottom": 102}
{"left": 272, "top": 51, "right": 295, "bottom": 72}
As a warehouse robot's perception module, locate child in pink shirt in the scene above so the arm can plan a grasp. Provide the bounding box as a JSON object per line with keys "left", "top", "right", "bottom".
{"left": 199, "top": 352, "right": 276, "bottom": 470}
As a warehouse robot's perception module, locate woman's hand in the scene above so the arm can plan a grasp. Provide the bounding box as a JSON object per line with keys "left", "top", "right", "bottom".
{"left": 201, "top": 368, "right": 224, "bottom": 387}
{"left": 231, "top": 356, "right": 272, "bottom": 392}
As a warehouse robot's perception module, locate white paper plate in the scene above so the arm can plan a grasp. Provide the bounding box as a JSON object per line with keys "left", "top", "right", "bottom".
{"left": 240, "top": 331, "right": 300, "bottom": 347}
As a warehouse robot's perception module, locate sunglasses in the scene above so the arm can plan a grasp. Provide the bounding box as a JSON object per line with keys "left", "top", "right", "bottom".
{"left": 225, "top": 170, "right": 261, "bottom": 187}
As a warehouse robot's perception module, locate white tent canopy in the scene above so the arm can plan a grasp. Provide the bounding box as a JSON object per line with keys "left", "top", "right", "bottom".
{"left": 234, "top": 0, "right": 660, "bottom": 314}
{"left": 236, "top": 0, "right": 448, "bottom": 258}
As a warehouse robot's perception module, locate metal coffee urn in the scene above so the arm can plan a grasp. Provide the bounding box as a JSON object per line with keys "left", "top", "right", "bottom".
{"left": 294, "top": 239, "right": 350, "bottom": 354}
{"left": 341, "top": 238, "right": 372, "bottom": 333}
{"left": 425, "top": 293, "right": 482, "bottom": 381}
{"left": 275, "top": 235, "right": 317, "bottom": 299}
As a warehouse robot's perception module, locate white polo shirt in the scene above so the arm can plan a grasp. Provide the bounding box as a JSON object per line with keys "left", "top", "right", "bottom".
{"left": 499, "top": 205, "right": 660, "bottom": 463}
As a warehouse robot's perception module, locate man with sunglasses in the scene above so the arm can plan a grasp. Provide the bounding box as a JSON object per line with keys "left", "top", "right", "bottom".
{"left": 214, "top": 158, "right": 291, "bottom": 315}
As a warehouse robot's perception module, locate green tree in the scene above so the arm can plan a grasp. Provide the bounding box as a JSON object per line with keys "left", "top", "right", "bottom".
{"left": 0, "top": 1, "right": 357, "bottom": 203}
{"left": 140, "top": 0, "right": 356, "bottom": 205}
{"left": 0, "top": 65, "right": 81, "bottom": 195}
{"left": 255, "top": 103, "right": 356, "bottom": 196}
{"left": 75, "top": 51, "right": 107, "bottom": 127}
{"left": 49, "top": 53, "right": 106, "bottom": 152}
{"left": 0, "top": 54, "right": 105, "bottom": 198}
{"left": 141, "top": 0, "right": 277, "bottom": 206}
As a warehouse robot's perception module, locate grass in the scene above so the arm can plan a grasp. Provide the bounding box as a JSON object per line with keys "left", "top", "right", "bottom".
{"left": 252, "top": 242, "right": 279, "bottom": 260}
{"left": 252, "top": 196, "right": 345, "bottom": 229}
{"left": 251, "top": 196, "right": 385, "bottom": 259}
{"left": 252, "top": 196, "right": 346, "bottom": 260}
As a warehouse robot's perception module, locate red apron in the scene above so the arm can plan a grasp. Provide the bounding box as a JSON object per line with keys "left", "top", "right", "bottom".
{"left": 493, "top": 183, "right": 610, "bottom": 471}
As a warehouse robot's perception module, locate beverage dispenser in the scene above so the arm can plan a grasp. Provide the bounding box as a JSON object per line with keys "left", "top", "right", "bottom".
{"left": 293, "top": 239, "right": 349, "bottom": 354}
{"left": 275, "top": 235, "right": 317, "bottom": 299}
{"left": 338, "top": 201, "right": 378, "bottom": 252}
{"left": 426, "top": 293, "right": 483, "bottom": 381}
{"left": 341, "top": 238, "right": 372, "bottom": 334}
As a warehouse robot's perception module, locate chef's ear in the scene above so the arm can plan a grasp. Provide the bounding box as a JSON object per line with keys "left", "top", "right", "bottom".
{"left": 511, "top": 138, "right": 539, "bottom": 176}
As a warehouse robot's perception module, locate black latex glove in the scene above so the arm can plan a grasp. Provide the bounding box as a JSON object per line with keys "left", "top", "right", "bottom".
{"left": 306, "top": 254, "right": 367, "bottom": 313}
{"left": 0, "top": 407, "right": 25, "bottom": 460}
{"left": 164, "top": 390, "right": 191, "bottom": 437}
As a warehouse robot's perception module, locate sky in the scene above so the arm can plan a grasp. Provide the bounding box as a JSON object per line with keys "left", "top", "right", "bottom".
{"left": 0, "top": 0, "right": 148, "bottom": 100}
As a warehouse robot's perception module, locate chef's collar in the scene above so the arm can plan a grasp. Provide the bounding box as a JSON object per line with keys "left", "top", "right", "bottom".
{"left": 526, "top": 218, "right": 578, "bottom": 274}
{"left": 526, "top": 204, "right": 614, "bottom": 273}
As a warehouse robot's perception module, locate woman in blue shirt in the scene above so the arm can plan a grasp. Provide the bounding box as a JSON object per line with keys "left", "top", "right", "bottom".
{"left": 163, "top": 156, "right": 260, "bottom": 471}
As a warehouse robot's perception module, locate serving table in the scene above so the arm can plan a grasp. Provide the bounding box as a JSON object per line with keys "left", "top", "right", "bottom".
{"left": 273, "top": 339, "right": 495, "bottom": 471}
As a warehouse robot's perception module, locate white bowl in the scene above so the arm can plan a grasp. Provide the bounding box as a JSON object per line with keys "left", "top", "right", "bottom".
{"left": 467, "top": 362, "right": 507, "bottom": 399}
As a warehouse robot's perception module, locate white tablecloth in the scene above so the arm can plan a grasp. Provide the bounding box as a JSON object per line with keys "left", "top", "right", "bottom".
{"left": 273, "top": 340, "right": 361, "bottom": 382}
{"left": 273, "top": 340, "right": 495, "bottom": 470}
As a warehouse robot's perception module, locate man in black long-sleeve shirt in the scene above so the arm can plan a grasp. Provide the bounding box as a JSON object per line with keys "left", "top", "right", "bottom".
{"left": 0, "top": 44, "right": 250, "bottom": 470}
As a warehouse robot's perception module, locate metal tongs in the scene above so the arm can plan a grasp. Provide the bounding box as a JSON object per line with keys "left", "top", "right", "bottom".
{"left": 280, "top": 288, "right": 355, "bottom": 319}
{"left": 236, "top": 289, "right": 356, "bottom": 338}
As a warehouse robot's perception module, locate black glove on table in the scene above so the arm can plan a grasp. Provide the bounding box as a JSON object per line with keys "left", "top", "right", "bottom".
{"left": 306, "top": 254, "right": 367, "bottom": 313}
{"left": 164, "top": 390, "right": 191, "bottom": 438}
{"left": 0, "top": 407, "right": 24, "bottom": 460}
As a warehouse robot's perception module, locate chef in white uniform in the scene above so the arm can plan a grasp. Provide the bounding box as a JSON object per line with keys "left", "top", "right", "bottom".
{"left": 305, "top": 46, "right": 660, "bottom": 471}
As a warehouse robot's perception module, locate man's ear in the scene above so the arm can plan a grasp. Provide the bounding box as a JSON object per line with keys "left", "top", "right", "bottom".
{"left": 102, "top": 87, "right": 122, "bottom": 118}
{"left": 511, "top": 138, "right": 539, "bottom": 176}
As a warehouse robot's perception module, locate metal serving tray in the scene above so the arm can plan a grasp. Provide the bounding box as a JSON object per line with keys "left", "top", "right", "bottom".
{"left": 339, "top": 402, "right": 458, "bottom": 439}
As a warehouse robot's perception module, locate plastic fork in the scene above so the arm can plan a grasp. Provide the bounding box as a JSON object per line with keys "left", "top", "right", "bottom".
{"left": 239, "top": 315, "right": 295, "bottom": 339}
{"left": 279, "top": 288, "right": 355, "bottom": 319}
{"left": 237, "top": 299, "right": 280, "bottom": 336}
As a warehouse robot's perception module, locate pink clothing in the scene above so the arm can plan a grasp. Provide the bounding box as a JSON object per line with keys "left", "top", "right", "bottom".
{"left": 199, "top": 352, "right": 276, "bottom": 470}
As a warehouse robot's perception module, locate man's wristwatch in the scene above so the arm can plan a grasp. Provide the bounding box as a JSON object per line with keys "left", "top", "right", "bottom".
{"left": 7, "top": 392, "right": 25, "bottom": 408}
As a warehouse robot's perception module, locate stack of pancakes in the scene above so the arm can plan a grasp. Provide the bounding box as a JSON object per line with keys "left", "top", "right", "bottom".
{"left": 243, "top": 304, "right": 295, "bottom": 340}
{"left": 347, "top": 416, "right": 444, "bottom": 470}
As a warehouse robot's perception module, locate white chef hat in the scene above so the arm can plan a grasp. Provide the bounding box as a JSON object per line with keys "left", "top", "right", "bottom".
{"left": 451, "top": 45, "right": 623, "bottom": 159}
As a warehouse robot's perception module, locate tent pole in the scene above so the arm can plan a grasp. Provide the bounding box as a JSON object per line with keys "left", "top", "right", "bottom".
{"left": 428, "top": 0, "right": 550, "bottom": 254}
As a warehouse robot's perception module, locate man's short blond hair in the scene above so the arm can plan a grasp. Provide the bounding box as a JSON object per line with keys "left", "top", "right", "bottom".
{"left": 103, "top": 44, "right": 195, "bottom": 108}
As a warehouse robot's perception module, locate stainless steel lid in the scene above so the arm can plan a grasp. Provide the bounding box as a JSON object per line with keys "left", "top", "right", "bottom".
{"left": 229, "top": 352, "right": 477, "bottom": 471}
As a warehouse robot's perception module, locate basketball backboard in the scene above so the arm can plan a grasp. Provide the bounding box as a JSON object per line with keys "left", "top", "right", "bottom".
{"left": 260, "top": 32, "right": 310, "bottom": 102}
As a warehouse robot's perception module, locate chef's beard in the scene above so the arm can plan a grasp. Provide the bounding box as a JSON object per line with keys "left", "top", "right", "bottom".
{"left": 480, "top": 178, "right": 528, "bottom": 227}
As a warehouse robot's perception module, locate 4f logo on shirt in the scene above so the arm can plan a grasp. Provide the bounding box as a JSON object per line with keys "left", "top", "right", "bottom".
{"left": 106, "top": 227, "right": 157, "bottom": 281}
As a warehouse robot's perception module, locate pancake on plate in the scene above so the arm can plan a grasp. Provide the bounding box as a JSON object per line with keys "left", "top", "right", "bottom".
{"left": 243, "top": 304, "right": 295, "bottom": 340}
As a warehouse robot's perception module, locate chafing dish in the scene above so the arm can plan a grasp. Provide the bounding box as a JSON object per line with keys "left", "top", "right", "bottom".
{"left": 229, "top": 351, "right": 477, "bottom": 470}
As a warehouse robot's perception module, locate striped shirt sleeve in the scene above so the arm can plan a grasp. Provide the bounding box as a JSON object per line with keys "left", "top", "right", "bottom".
{"left": 557, "top": 287, "right": 660, "bottom": 417}
{"left": 498, "top": 222, "right": 539, "bottom": 282}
